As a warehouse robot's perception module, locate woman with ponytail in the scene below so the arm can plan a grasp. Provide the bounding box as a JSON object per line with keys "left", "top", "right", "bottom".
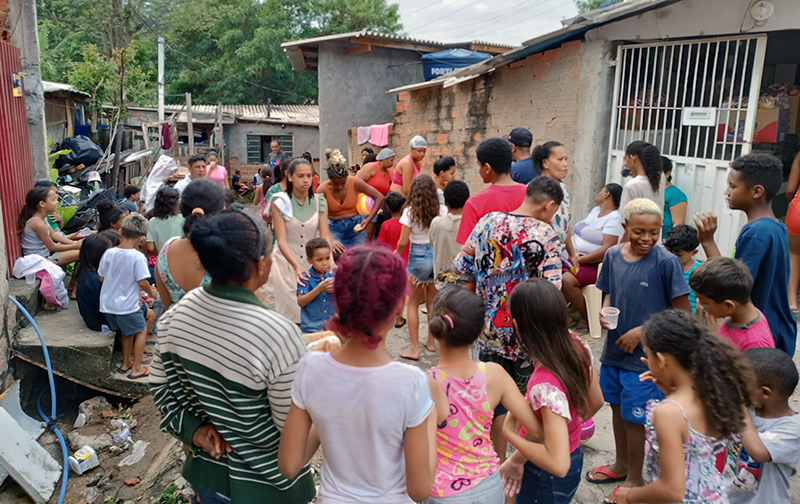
{"left": 151, "top": 209, "right": 315, "bottom": 504}
{"left": 423, "top": 286, "right": 543, "bottom": 504}
{"left": 155, "top": 179, "right": 225, "bottom": 310}
{"left": 614, "top": 310, "right": 755, "bottom": 504}
{"left": 271, "top": 157, "right": 337, "bottom": 324}
{"left": 279, "top": 245, "right": 439, "bottom": 504}
{"left": 619, "top": 141, "right": 666, "bottom": 216}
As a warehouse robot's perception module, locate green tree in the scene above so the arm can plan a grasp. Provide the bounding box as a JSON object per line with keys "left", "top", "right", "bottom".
{"left": 574, "top": 0, "right": 623, "bottom": 14}
{"left": 66, "top": 43, "right": 153, "bottom": 133}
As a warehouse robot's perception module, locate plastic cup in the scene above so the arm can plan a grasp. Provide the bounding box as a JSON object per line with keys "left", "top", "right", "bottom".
{"left": 601, "top": 307, "right": 620, "bottom": 330}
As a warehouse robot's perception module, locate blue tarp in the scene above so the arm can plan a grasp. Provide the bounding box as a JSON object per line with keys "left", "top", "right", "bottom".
{"left": 421, "top": 49, "right": 492, "bottom": 81}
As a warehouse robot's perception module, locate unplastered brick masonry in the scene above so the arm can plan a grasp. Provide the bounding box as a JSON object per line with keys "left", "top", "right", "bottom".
{"left": 390, "top": 40, "right": 583, "bottom": 194}
{"left": 0, "top": 0, "right": 9, "bottom": 41}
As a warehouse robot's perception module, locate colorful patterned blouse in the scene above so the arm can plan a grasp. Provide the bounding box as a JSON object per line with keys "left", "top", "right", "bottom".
{"left": 454, "top": 212, "right": 562, "bottom": 360}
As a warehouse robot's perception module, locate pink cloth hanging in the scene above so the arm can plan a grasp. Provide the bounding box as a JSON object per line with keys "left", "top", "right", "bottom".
{"left": 369, "top": 123, "right": 392, "bottom": 147}
{"left": 357, "top": 126, "right": 372, "bottom": 145}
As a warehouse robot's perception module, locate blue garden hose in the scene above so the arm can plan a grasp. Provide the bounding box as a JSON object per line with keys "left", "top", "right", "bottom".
{"left": 9, "top": 295, "right": 68, "bottom": 504}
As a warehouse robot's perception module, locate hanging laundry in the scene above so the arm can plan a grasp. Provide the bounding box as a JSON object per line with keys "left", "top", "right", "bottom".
{"left": 161, "top": 122, "right": 173, "bottom": 150}
{"left": 369, "top": 123, "right": 392, "bottom": 147}
{"left": 357, "top": 126, "right": 372, "bottom": 145}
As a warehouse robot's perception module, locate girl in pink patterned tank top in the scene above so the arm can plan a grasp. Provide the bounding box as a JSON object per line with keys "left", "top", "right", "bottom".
{"left": 425, "top": 286, "right": 543, "bottom": 504}
{"left": 500, "top": 279, "right": 604, "bottom": 504}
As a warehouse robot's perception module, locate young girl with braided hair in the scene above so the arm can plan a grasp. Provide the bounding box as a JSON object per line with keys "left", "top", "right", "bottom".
{"left": 424, "top": 286, "right": 544, "bottom": 504}
{"left": 279, "top": 246, "right": 439, "bottom": 504}
{"left": 615, "top": 310, "right": 755, "bottom": 504}
{"left": 619, "top": 141, "right": 665, "bottom": 215}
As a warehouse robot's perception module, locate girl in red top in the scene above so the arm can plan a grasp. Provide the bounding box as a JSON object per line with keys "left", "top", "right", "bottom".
{"left": 501, "top": 279, "right": 604, "bottom": 503}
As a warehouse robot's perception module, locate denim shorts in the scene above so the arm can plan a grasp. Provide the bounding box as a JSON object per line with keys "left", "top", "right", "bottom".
{"left": 105, "top": 304, "right": 147, "bottom": 336}
{"left": 423, "top": 470, "right": 503, "bottom": 504}
{"left": 407, "top": 243, "right": 434, "bottom": 284}
{"left": 328, "top": 215, "right": 366, "bottom": 249}
{"left": 600, "top": 364, "right": 664, "bottom": 425}
{"left": 517, "top": 448, "right": 583, "bottom": 504}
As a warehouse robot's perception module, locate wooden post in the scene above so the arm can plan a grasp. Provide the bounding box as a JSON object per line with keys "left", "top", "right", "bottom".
{"left": 186, "top": 92, "right": 194, "bottom": 156}
{"left": 65, "top": 98, "right": 74, "bottom": 137}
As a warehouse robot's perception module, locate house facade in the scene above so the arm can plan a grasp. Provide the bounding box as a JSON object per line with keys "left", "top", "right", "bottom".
{"left": 282, "top": 30, "right": 510, "bottom": 164}
{"left": 386, "top": 0, "right": 800, "bottom": 256}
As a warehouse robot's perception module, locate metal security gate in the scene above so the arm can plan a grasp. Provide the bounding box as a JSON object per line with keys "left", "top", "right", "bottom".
{"left": 606, "top": 35, "right": 767, "bottom": 256}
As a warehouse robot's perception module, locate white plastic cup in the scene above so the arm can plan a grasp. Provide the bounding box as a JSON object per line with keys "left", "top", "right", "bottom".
{"left": 601, "top": 307, "right": 620, "bottom": 331}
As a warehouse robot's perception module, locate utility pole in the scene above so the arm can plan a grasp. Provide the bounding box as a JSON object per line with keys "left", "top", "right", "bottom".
{"left": 215, "top": 103, "right": 224, "bottom": 162}
{"left": 157, "top": 37, "right": 165, "bottom": 121}
{"left": 185, "top": 92, "right": 194, "bottom": 156}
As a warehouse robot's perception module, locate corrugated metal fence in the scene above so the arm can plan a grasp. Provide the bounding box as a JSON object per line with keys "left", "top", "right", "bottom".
{"left": 0, "top": 41, "right": 35, "bottom": 275}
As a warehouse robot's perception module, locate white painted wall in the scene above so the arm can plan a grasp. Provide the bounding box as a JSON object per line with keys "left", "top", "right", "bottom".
{"left": 587, "top": 0, "right": 800, "bottom": 42}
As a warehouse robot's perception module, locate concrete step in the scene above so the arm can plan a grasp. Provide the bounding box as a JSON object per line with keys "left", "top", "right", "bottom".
{"left": 8, "top": 278, "right": 44, "bottom": 332}
{"left": 12, "top": 306, "right": 149, "bottom": 398}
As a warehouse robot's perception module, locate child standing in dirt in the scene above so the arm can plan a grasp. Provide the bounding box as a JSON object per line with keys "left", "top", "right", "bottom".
{"left": 424, "top": 286, "right": 543, "bottom": 504}
{"left": 279, "top": 246, "right": 438, "bottom": 504}
{"left": 99, "top": 213, "right": 157, "bottom": 380}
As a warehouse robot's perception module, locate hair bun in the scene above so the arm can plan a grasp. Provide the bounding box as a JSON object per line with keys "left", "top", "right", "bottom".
{"left": 324, "top": 148, "right": 333, "bottom": 161}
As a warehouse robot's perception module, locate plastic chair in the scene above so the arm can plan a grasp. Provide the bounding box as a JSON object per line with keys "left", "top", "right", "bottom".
{"left": 581, "top": 263, "right": 604, "bottom": 339}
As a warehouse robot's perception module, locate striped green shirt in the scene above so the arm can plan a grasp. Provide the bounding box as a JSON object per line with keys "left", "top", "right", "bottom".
{"left": 150, "top": 283, "right": 315, "bottom": 504}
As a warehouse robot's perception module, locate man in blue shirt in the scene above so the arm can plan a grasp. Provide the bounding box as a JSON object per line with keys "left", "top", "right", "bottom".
{"left": 296, "top": 238, "right": 335, "bottom": 333}
{"left": 695, "top": 154, "right": 797, "bottom": 355}
{"left": 508, "top": 127, "right": 539, "bottom": 184}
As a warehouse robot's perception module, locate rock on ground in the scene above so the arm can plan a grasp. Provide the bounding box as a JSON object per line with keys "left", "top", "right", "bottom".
{"left": 67, "top": 431, "right": 115, "bottom": 452}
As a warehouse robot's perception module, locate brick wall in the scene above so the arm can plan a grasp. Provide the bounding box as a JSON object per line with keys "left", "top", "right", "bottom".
{"left": 0, "top": 0, "right": 8, "bottom": 41}
{"left": 390, "top": 40, "right": 584, "bottom": 194}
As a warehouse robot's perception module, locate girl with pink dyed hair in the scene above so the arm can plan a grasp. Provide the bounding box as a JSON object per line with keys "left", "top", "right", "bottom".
{"left": 279, "top": 245, "right": 442, "bottom": 504}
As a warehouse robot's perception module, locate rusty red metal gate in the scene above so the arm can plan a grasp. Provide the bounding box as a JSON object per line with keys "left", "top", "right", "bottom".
{"left": 0, "top": 41, "right": 34, "bottom": 275}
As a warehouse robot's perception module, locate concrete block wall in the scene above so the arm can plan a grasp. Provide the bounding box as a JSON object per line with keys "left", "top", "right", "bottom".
{"left": 226, "top": 122, "right": 320, "bottom": 181}
{"left": 390, "top": 39, "right": 616, "bottom": 219}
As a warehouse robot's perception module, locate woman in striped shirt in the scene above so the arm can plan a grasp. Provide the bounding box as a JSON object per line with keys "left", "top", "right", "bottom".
{"left": 151, "top": 208, "right": 314, "bottom": 504}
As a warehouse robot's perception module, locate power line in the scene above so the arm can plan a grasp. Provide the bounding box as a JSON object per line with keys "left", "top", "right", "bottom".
{"left": 469, "top": 0, "right": 573, "bottom": 38}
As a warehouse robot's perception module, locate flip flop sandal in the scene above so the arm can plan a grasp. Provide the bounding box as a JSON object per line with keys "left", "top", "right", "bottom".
{"left": 394, "top": 318, "right": 407, "bottom": 329}
{"left": 586, "top": 465, "right": 626, "bottom": 484}
{"left": 115, "top": 367, "right": 129, "bottom": 374}
{"left": 574, "top": 326, "right": 590, "bottom": 335}
{"left": 128, "top": 367, "right": 149, "bottom": 380}
{"left": 603, "top": 486, "right": 621, "bottom": 504}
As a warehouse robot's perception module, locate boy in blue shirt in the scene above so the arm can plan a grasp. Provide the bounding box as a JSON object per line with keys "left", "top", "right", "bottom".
{"left": 297, "top": 238, "right": 334, "bottom": 333}
{"left": 695, "top": 154, "right": 797, "bottom": 355}
{"left": 664, "top": 224, "right": 701, "bottom": 312}
{"left": 586, "top": 198, "right": 691, "bottom": 502}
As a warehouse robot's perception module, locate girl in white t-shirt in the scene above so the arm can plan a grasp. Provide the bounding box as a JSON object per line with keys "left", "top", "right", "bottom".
{"left": 279, "top": 246, "right": 440, "bottom": 504}
{"left": 395, "top": 175, "right": 447, "bottom": 360}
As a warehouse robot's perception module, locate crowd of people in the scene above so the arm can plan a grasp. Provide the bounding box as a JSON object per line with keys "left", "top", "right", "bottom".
{"left": 15, "top": 132, "right": 800, "bottom": 504}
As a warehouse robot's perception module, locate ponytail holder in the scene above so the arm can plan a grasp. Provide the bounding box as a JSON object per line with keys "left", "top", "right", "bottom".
{"left": 443, "top": 315, "right": 454, "bottom": 329}
{"left": 340, "top": 313, "right": 348, "bottom": 325}
{"left": 364, "top": 326, "right": 373, "bottom": 336}
{"left": 191, "top": 207, "right": 205, "bottom": 215}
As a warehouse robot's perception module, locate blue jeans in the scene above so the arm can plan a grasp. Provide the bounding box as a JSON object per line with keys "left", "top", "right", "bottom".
{"left": 191, "top": 486, "right": 230, "bottom": 504}
{"left": 328, "top": 215, "right": 366, "bottom": 249}
{"left": 516, "top": 448, "right": 583, "bottom": 504}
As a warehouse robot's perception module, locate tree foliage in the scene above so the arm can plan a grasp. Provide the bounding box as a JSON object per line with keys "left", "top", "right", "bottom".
{"left": 574, "top": 0, "right": 623, "bottom": 14}
{"left": 37, "top": 0, "right": 402, "bottom": 105}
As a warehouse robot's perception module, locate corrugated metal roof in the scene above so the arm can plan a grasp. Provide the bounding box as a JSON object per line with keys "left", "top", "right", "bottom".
{"left": 282, "top": 29, "right": 515, "bottom": 71}
{"left": 387, "top": 0, "right": 684, "bottom": 94}
{"left": 42, "top": 81, "right": 92, "bottom": 98}
{"left": 129, "top": 104, "right": 319, "bottom": 126}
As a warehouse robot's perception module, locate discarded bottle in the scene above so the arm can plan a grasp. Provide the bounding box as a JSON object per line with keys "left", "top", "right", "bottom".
{"left": 68, "top": 446, "right": 100, "bottom": 475}
{"left": 73, "top": 413, "right": 87, "bottom": 429}
{"left": 113, "top": 427, "right": 131, "bottom": 444}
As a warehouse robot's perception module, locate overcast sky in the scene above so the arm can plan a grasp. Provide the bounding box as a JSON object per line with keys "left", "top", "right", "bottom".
{"left": 398, "top": 0, "right": 579, "bottom": 47}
